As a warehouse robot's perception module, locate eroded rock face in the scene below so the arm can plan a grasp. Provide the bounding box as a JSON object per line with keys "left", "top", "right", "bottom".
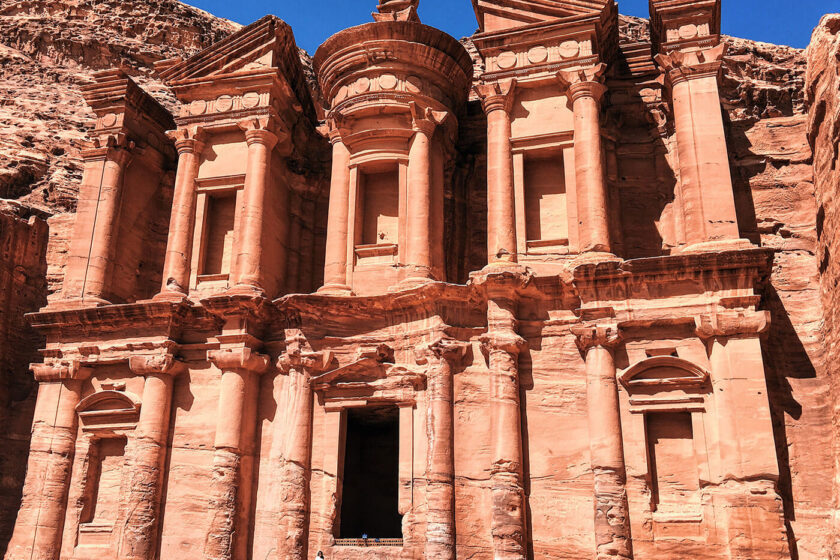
{"left": 806, "top": 14, "right": 840, "bottom": 559}
{"left": 1, "top": 2, "right": 840, "bottom": 560}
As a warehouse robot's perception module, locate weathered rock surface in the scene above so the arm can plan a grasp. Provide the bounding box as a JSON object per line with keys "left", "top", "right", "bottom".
{"left": 806, "top": 13, "right": 840, "bottom": 559}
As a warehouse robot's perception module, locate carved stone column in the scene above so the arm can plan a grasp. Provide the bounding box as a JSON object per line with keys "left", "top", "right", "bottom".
{"left": 558, "top": 65, "right": 611, "bottom": 254}
{"left": 229, "top": 118, "right": 280, "bottom": 296}
{"left": 572, "top": 325, "right": 632, "bottom": 560}
{"left": 5, "top": 363, "right": 89, "bottom": 560}
{"left": 416, "top": 338, "right": 468, "bottom": 560}
{"left": 320, "top": 121, "right": 353, "bottom": 295}
{"left": 203, "top": 346, "right": 269, "bottom": 560}
{"left": 656, "top": 45, "right": 743, "bottom": 249}
{"left": 156, "top": 126, "right": 205, "bottom": 300}
{"left": 273, "top": 335, "right": 334, "bottom": 560}
{"left": 475, "top": 79, "right": 518, "bottom": 264}
{"left": 471, "top": 265, "right": 531, "bottom": 560}
{"left": 80, "top": 134, "right": 134, "bottom": 303}
{"left": 404, "top": 104, "right": 447, "bottom": 283}
{"left": 120, "top": 349, "right": 185, "bottom": 560}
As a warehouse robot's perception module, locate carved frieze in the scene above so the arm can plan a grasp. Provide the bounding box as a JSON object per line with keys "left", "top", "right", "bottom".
{"left": 179, "top": 91, "right": 271, "bottom": 118}
{"left": 483, "top": 38, "right": 595, "bottom": 75}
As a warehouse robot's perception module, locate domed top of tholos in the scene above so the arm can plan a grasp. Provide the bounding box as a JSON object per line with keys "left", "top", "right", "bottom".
{"left": 313, "top": 6, "right": 474, "bottom": 131}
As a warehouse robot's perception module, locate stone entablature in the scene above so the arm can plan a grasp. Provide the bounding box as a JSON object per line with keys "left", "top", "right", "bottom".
{"left": 9, "top": 1, "right": 795, "bottom": 560}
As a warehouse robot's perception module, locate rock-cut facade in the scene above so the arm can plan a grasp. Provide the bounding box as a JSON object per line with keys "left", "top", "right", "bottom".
{"left": 2, "top": 0, "right": 808, "bottom": 559}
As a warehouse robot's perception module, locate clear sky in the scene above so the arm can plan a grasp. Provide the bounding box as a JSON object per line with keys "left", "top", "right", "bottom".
{"left": 185, "top": 0, "right": 838, "bottom": 54}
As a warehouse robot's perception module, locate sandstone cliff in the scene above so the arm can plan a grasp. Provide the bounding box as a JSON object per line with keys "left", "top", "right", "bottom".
{"left": 0, "top": 2, "right": 838, "bottom": 558}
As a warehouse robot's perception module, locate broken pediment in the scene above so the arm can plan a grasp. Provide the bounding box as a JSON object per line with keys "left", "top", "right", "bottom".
{"left": 156, "top": 15, "right": 314, "bottom": 121}
{"left": 472, "top": 0, "right": 612, "bottom": 33}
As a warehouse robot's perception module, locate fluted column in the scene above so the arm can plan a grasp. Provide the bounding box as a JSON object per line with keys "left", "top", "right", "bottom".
{"left": 273, "top": 336, "right": 334, "bottom": 560}
{"left": 572, "top": 325, "right": 632, "bottom": 560}
{"left": 120, "top": 350, "right": 185, "bottom": 560}
{"left": 417, "top": 338, "right": 468, "bottom": 560}
{"left": 79, "top": 134, "right": 134, "bottom": 303}
{"left": 475, "top": 80, "right": 518, "bottom": 264}
{"left": 558, "top": 65, "right": 611, "bottom": 254}
{"left": 203, "top": 347, "right": 269, "bottom": 560}
{"left": 656, "top": 45, "right": 743, "bottom": 249}
{"left": 319, "top": 122, "right": 352, "bottom": 295}
{"left": 230, "top": 118, "right": 280, "bottom": 296}
{"left": 156, "top": 126, "right": 204, "bottom": 300}
{"left": 5, "top": 363, "right": 89, "bottom": 560}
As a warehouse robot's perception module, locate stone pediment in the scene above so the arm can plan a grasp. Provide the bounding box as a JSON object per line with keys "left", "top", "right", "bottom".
{"left": 157, "top": 15, "right": 314, "bottom": 122}
{"left": 619, "top": 356, "right": 710, "bottom": 390}
{"left": 473, "top": 0, "right": 612, "bottom": 33}
{"left": 312, "top": 357, "right": 426, "bottom": 404}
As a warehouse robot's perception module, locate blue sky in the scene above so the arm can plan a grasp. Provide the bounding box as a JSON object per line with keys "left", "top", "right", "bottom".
{"left": 186, "top": 0, "right": 838, "bottom": 53}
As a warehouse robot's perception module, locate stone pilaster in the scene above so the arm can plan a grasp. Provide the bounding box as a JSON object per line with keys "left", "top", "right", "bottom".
{"left": 656, "top": 45, "right": 748, "bottom": 251}
{"left": 572, "top": 324, "right": 633, "bottom": 560}
{"left": 203, "top": 346, "right": 270, "bottom": 560}
{"left": 273, "top": 334, "right": 335, "bottom": 560}
{"left": 472, "top": 265, "right": 532, "bottom": 560}
{"left": 475, "top": 79, "right": 518, "bottom": 264}
{"left": 120, "top": 347, "right": 185, "bottom": 560}
{"left": 319, "top": 120, "right": 353, "bottom": 295}
{"left": 4, "top": 362, "right": 90, "bottom": 560}
{"left": 416, "top": 337, "right": 469, "bottom": 560}
{"left": 558, "top": 65, "right": 612, "bottom": 254}
{"left": 156, "top": 126, "right": 205, "bottom": 300}
{"left": 229, "top": 118, "right": 282, "bottom": 297}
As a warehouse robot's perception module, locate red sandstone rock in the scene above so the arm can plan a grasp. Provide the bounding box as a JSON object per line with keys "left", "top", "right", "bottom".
{"left": 2, "top": 1, "right": 840, "bottom": 560}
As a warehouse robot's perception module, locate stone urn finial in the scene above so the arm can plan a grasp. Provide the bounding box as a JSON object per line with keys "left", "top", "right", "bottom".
{"left": 374, "top": 0, "right": 420, "bottom": 22}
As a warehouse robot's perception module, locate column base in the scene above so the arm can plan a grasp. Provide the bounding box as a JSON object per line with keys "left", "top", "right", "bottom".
{"left": 43, "top": 296, "right": 112, "bottom": 311}
{"left": 224, "top": 284, "right": 267, "bottom": 299}
{"left": 317, "top": 283, "right": 355, "bottom": 296}
{"left": 152, "top": 290, "right": 190, "bottom": 303}
{"left": 676, "top": 238, "right": 756, "bottom": 255}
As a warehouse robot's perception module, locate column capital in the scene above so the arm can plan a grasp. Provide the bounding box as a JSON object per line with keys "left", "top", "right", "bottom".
{"left": 656, "top": 43, "right": 726, "bottom": 88}
{"left": 415, "top": 337, "right": 470, "bottom": 366}
{"left": 128, "top": 344, "right": 185, "bottom": 377}
{"left": 409, "top": 101, "right": 449, "bottom": 136}
{"left": 474, "top": 79, "right": 517, "bottom": 114}
{"left": 30, "top": 360, "right": 92, "bottom": 382}
{"left": 557, "top": 63, "right": 608, "bottom": 104}
{"left": 571, "top": 324, "right": 621, "bottom": 352}
{"left": 322, "top": 115, "right": 350, "bottom": 145}
{"left": 480, "top": 332, "right": 526, "bottom": 355}
{"left": 166, "top": 125, "right": 205, "bottom": 155}
{"left": 207, "top": 346, "right": 270, "bottom": 374}
{"left": 694, "top": 310, "right": 770, "bottom": 341}
{"left": 277, "top": 330, "right": 336, "bottom": 375}
{"left": 238, "top": 117, "right": 287, "bottom": 150}
{"left": 82, "top": 132, "right": 135, "bottom": 166}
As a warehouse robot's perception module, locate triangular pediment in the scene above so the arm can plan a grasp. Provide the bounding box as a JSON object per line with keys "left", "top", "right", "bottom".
{"left": 158, "top": 15, "right": 298, "bottom": 83}
{"left": 473, "top": 0, "right": 611, "bottom": 32}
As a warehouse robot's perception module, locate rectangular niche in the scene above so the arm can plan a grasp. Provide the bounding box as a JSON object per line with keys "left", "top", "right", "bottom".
{"left": 81, "top": 437, "right": 127, "bottom": 527}
{"left": 645, "top": 412, "right": 700, "bottom": 514}
{"left": 359, "top": 167, "right": 399, "bottom": 247}
{"left": 524, "top": 153, "right": 568, "bottom": 247}
{"left": 200, "top": 192, "right": 237, "bottom": 277}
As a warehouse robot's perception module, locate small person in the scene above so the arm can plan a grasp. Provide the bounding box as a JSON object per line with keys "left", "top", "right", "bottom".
{"left": 315, "top": 551, "right": 325, "bottom": 560}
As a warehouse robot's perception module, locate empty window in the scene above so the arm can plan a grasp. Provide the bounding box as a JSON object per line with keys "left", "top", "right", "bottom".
{"left": 339, "top": 406, "right": 402, "bottom": 539}
{"left": 524, "top": 155, "right": 567, "bottom": 243}
{"left": 81, "top": 437, "right": 126, "bottom": 525}
{"left": 359, "top": 168, "right": 399, "bottom": 246}
{"left": 645, "top": 412, "right": 699, "bottom": 512}
{"left": 201, "top": 193, "right": 236, "bottom": 275}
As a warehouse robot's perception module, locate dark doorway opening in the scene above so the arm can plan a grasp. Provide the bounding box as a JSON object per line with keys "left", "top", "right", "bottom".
{"left": 339, "top": 405, "right": 402, "bottom": 539}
